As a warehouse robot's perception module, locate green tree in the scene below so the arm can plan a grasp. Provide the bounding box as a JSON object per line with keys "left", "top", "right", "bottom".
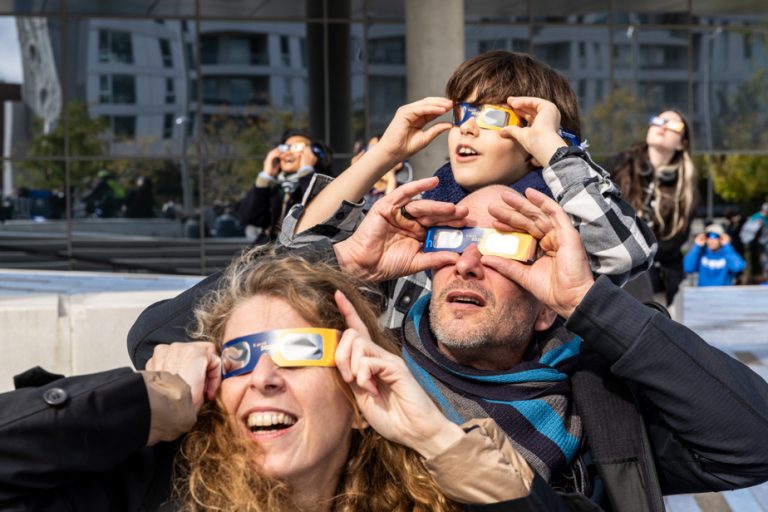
{"left": 19, "top": 101, "right": 108, "bottom": 190}
{"left": 582, "top": 86, "right": 648, "bottom": 157}
{"left": 705, "top": 66, "right": 768, "bottom": 203}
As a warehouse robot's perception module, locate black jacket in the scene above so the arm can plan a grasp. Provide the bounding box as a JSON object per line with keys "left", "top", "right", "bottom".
{"left": 0, "top": 371, "right": 567, "bottom": 511}
{"left": 0, "top": 368, "right": 176, "bottom": 511}
{"left": 238, "top": 173, "right": 314, "bottom": 241}
{"left": 126, "top": 257, "right": 768, "bottom": 511}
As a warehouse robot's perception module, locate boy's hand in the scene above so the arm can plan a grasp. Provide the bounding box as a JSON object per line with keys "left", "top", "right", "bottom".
{"left": 373, "top": 97, "right": 453, "bottom": 163}
{"left": 500, "top": 97, "right": 571, "bottom": 168}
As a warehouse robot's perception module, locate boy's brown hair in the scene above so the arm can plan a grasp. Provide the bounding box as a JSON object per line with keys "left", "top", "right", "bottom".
{"left": 445, "top": 50, "right": 581, "bottom": 140}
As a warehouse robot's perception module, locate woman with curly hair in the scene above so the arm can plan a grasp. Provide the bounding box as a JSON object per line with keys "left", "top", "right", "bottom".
{"left": 0, "top": 252, "right": 544, "bottom": 511}
{"left": 606, "top": 110, "right": 697, "bottom": 307}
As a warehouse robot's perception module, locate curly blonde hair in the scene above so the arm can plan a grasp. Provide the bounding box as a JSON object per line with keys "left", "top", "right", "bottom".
{"left": 174, "top": 249, "right": 460, "bottom": 511}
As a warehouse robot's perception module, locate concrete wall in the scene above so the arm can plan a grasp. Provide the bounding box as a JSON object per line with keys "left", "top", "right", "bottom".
{"left": 0, "top": 289, "right": 185, "bottom": 392}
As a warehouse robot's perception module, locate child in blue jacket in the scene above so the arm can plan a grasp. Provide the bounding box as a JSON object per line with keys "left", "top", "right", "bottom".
{"left": 684, "top": 223, "right": 746, "bottom": 286}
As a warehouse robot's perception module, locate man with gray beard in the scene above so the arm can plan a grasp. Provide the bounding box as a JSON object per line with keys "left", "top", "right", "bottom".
{"left": 129, "top": 179, "right": 768, "bottom": 511}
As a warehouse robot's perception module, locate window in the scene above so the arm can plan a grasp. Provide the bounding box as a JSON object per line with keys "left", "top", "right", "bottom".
{"left": 478, "top": 39, "right": 507, "bottom": 53}
{"left": 534, "top": 42, "right": 570, "bottom": 70}
{"left": 280, "top": 35, "right": 291, "bottom": 66}
{"left": 159, "top": 38, "right": 173, "bottom": 67}
{"left": 282, "top": 77, "right": 294, "bottom": 107}
{"left": 99, "top": 74, "right": 136, "bottom": 104}
{"left": 163, "top": 113, "right": 174, "bottom": 139}
{"left": 639, "top": 44, "right": 686, "bottom": 70}
{"left": 202, "top": 76, "right": 269, "bottom": 105}
{"left": 369, "top": 37, "right": 405, "bottom": 65}
{"left": 111, "top": 115, "right": 136, "bottom": 139}
{"left": 200, "top": 34, "right": 269, "bottom": 65}
{"left": 165, "top": 78, "right": 175, "bottom": 104}
{"left": 98, "top": 30, "right": 133, "bottom": 64}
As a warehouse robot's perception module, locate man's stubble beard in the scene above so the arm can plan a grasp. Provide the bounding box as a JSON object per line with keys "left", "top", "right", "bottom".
{"left": 428, "top": 292, "right": 539, "bottom": 365}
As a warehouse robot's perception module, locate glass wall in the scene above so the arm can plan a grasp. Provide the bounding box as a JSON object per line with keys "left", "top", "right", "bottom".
{"left": 1, "top": 0, "right": 768, "bottom": 274}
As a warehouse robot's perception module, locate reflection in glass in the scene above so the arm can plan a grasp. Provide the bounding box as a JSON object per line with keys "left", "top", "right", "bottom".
{"left": 465, "top": 24, "right": 529, "bottom": 56}
{"left": 200, "top": 0, "right": 305, "bottom": 19}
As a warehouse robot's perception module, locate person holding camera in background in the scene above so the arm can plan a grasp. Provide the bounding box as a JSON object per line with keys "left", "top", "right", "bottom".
{"left": 239, "top": 129, "right": 333, "bottom": 243}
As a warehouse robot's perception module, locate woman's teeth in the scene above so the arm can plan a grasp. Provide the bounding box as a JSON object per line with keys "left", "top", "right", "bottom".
{"left": 247, "top": 412, "right": 297, "bottom": 432}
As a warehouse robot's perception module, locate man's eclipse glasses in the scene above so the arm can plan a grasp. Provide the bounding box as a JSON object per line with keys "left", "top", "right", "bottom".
{"left": 424, "top": 226, "right": 539, "bottom": 263}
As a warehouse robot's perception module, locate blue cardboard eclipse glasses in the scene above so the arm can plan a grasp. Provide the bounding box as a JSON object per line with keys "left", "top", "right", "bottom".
{"left": 452, "top": 102, "right": 581, "bottom": 147}
{"left": 221, "top": 328, "right": 340, "bottom": 379}
{"left": 424, "top": 226, "right": 539, "bottom": 263}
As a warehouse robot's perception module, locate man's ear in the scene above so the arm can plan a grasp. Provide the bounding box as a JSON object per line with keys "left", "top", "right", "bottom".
{"left": 533, "top": 306, "right": 558, "bottom": 331}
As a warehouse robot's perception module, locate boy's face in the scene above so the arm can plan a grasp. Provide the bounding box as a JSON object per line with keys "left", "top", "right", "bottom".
{"left": 448, "top": 93, "right": 530, "bottom": 192}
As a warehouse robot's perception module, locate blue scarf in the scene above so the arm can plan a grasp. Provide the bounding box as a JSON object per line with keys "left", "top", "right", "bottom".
{"left": 422, "top": 163, "right": 554, "bottom": 203}
{"left": 401, "top": 294, "right": 583, "bottom": 481}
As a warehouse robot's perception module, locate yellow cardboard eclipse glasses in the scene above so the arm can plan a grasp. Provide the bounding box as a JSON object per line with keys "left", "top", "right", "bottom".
{"left": 424, "top": 227, "right": 539, "bottom": 263}
{"left": 453, "top": 103, "right": 523, "bottom": 131}
{"left": 453, "top": 102, "right": 581, "bottom": 146}
{"left": 649, "top": 116, "right": 685, "bottom": 134}
{"left": 221, "top": 328, "right": 340, "bottom": 379}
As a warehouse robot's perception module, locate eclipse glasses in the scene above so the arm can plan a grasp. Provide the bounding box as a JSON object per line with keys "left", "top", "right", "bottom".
{"left": 424, "top": 226, "right": 539, "bottom": 263}
{"left": 649, "top": 116, "right": 685, "bottom": 134}
{"left": 221, "top": 328, "right": 340, "bottom": 379}
{"left": 278, "top": 142, "right": 307, "bottom": 153}
{"left": 453, "top": 102, "right": 580, "bottom": 146}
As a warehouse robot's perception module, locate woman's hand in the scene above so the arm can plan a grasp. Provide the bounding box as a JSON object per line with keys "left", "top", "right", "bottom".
{"left": 146, "top": 342, "right": 221, "bottom": 413}
{"left": 374, "top": 97, "right": 453, "bottom": 163}
{"left": 500, "top": 96, "right": 571, "bottom": 168}
{"left": 334, "top": 291, "right": 464, "bottom": 459}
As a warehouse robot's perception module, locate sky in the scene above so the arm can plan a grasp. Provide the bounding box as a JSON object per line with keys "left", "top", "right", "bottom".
{"left": 0, "top": 17, "right": 23, "bottom": 84}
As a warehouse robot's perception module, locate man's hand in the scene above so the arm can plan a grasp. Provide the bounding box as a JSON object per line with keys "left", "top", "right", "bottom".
{"left": 334, "top": 291, "right": 464, "bottom": 459}
{"left": 146, "top": 341, "right": 221, "bottom": 413}
{"left": 262, "top": 147, "right": 282, "bottom": 177}
{"left": 499, "top": 96, "right": 572, "bottom": 168}
{"left": 482, "top": 188, "right": 595, "bottom": 318}
{"left": 299, "top": 143, "right": 319, "bottom": 169}
{"left": 334, "top": 177, "right": 468, "bottom": 282}
{"left": 373, "top": 97, "right": 454, "bottom": 163}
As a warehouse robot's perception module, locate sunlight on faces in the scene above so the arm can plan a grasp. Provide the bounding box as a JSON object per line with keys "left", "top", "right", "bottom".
{"left": 646, "top": 110, "right": 686, "bottom": 153}
{"left": 279, "top": 135, "right": 312, "bottom": 173}
{"left": 448, "top": 92, "right": 531, "bottom": 192}
{"left": 219, "top": 295, "right": 354, "bottom": 490}
{"left": 429, "top": 186, "right": 556, "bottom": 368}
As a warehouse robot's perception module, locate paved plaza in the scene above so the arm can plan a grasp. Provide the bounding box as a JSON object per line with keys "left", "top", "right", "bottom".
{"left": 665, "top": 284, "right": 768, "bottom": 512}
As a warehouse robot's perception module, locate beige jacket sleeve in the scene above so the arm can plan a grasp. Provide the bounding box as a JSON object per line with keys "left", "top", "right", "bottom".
{"left": 424, "top": 418, "right": 535, "bottom": 504}
{"left": 140, "top": 371, "right": 197, "bottom": 446}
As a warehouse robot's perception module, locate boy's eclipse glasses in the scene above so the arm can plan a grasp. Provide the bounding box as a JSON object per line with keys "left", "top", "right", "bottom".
{"left": 424, "top": 226, "right": 539, "bottom": 263}
{"left": 649, "top": 116, "right": 685, "bottom": 134}
{"left": 453, "top": 102, "right": 580, "bottom": 146}
{"left": 221, "top": 328, "right": 340, "bottom": 379}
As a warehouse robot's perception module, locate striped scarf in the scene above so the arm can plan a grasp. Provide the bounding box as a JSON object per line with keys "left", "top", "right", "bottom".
{"left": 401, "top": 294, "right": 583, "bottom": 481}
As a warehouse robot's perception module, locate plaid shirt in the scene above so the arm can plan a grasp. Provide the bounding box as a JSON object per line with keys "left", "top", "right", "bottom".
{"left": 279, "top": 155, "right": 657, "bottom": 329}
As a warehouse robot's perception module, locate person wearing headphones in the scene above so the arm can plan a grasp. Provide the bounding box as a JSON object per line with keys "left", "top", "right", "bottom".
{"left": 239, "top": 129, "right": 333, "bottom": 243}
